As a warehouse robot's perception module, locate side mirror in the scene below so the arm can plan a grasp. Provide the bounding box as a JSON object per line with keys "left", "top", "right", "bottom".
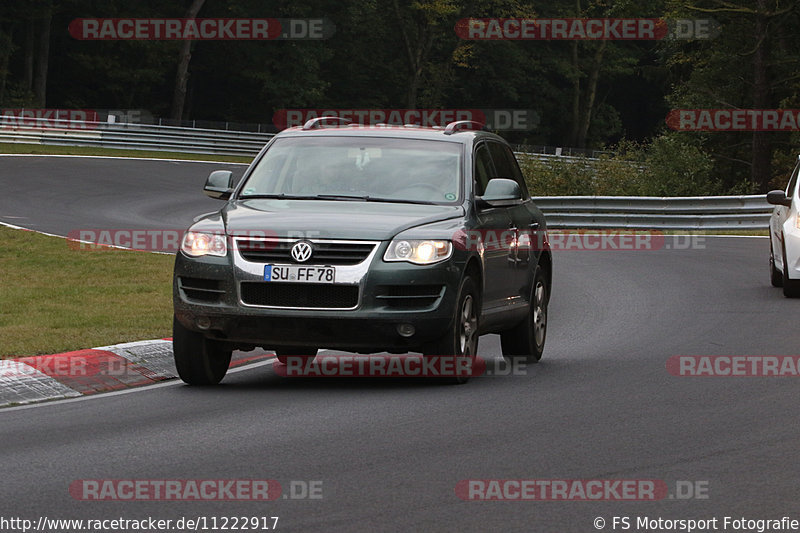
{"left": 767, "top": 189, "right": 792, "bottom": 207}
{"left": 476, "top": 178, "right": 522, "bottom": 208}
{"left": 204, "top": 170, "right": 234, "bottom": 200}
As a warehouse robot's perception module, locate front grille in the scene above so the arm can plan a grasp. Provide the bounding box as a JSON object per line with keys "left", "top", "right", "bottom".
{"left": 179, "top": 277, "right": 225, "bottom": 303}
{"left": 241, "top": 281, "right": 359, "bottom": 308}
{"left": 375, "top": 285, "right": 445, "bottom": 309}
{"left": 236, "top": 239, "right": 375, "bottom": 265}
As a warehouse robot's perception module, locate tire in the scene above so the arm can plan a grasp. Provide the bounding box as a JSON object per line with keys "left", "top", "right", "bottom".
{"left": 500, "top": 265, "right": 548, "bottom": 363}
{"left": 426, "top": 275, "right": 479, "bottom": 384}
{"left": 770, "top": 235, "right": 783, "bottom": 287}
{"left": 172, "top": 316, "right": 232, "bottom": 385}
{"left": 274, "top": 347, "right": 318, "bottom": 365}
{"left": 781, "top": 239, "right": 800, "bottom": 297}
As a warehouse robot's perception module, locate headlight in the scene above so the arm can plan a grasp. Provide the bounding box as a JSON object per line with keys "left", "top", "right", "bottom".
{"left": 796, "top": 214, "right": 800, "bottom": 229}
{"left": 181, "top": 231, "right": 227, "bottom": 257}
{"left": 384, "top": 239, "right": 452, "bottom": 265}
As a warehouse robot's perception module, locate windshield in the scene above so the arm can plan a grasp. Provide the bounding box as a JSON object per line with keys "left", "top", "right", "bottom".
{"left": 238, "top": 136, "right": 462, "bottom": 204}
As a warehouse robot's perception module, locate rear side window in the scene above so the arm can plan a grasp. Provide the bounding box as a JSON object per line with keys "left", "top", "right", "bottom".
{"left": 488, "top": 142, "right": 528, "bottom": 198}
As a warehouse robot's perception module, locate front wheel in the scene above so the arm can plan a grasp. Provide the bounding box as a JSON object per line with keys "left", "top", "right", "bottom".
{"left": 172, "top": 316, "right": 232, "bottom": 385}
{"left": 426, "top": 275, "right": 479, "bottom": 384}
{"left": 501, "top": 265, "right": 548, "bottom": 363}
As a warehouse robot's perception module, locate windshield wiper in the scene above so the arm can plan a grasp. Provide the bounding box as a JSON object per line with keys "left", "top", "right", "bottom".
{"left": 239, "top": 193, "right": 442, "bottom": 205}
{"left": 238, "top": 193, "right": 320, "bottom": 200}
{"left": 313, "top": 194, "right": 370, "bottom": 201}
{"left": 313, "top": 194, "right": 439, "bottom": 205}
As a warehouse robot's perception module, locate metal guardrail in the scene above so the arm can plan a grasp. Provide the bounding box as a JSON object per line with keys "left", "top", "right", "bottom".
{"left": 0, "top": 115, "right": 274, "bottom": 157}
{"left": 532, "top": 195, "right": 772, "bottom": 230}
{"left": 514, "top": 151, "right": 589, "bottom": 164}
{"left": 513, "top": 144, "right": 613, "bottom": 158}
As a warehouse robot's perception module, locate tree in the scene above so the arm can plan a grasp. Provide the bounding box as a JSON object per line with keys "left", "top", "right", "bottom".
{"left": 665, "top": 0, "right": 800, "bottom": 191}
{"left": 33, "top": 3, "right": 52, "bottom": 106}
{"left": 170, "top": 0, "right": 206, "bottom": 121}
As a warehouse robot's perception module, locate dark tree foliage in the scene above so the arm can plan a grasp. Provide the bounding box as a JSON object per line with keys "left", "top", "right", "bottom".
{"left": 1, "top": 0, "right": 799, "bottom": 191}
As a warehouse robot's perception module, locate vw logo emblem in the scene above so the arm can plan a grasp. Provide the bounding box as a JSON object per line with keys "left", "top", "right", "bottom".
{"left": 290, "top": 241, "right": 313, "bottom": 263}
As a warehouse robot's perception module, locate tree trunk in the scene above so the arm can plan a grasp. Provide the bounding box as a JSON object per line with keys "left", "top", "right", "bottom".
{"left": 393, "top": 0, "right": 439, "bottom": 110}
{"left": 751, "top": 0, "right": 771, "bottom": 192}
{"left": 569, "top": 0, "right": 582, "bottom": 146}
{"left": 0, "top": 29, "right": 13, "bottom": 105}
{"left": 23, "top": 19, "right": 34, "bottom": 92}
{"left": 406, "top": 33, "right": 432, "bottom": 109}
{"left": 569, "top": 40, "right": 581, "bottom": 146}
{"left": 170, "top": 0, "right": 206, "bottom": 121}
{"left": 407, "top": 61, "right": 421, "bottom": 110}
{"left": 32, "top": 10, "right": 52, "bottom": 107}
{"left": 576, "top": 40, "right": 606, "bottom": 148}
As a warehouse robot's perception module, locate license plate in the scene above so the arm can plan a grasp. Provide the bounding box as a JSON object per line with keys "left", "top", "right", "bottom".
{"left": 264, "top": 265, "right": 335, "bottom": 283}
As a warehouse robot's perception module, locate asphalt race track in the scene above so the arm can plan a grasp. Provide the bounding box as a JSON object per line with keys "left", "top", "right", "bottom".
{"left": 0, "top": 155, "right": 246, "bottom": 236}
{"left": 1, "top": 156, "right": 798, "bottom": 532}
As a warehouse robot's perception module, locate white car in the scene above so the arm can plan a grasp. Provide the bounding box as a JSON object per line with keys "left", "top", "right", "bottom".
{"left": 767, "top": 157, "right": 800, "bottom": 297}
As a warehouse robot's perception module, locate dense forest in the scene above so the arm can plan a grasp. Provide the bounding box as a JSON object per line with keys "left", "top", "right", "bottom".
{"left": 1, "top": 0, "right": 800, "bottom": 194}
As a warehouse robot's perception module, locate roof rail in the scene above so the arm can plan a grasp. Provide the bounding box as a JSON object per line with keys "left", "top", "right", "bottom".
{"left": 443, "top": 120, "right": 486, "bottom": 135}
{"left": 302, "top": 117, "right": 352, "bottom": 130}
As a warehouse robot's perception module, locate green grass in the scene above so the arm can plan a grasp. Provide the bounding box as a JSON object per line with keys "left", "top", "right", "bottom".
{"left": 0, "top": 142, "right": 253, "bottom": 164}
{"left": 0, "top": 226, "right": 174, "bottom": 357}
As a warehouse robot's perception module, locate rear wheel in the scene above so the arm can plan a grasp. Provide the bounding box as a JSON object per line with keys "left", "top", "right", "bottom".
{"left": 274, "top": 347, "right": 318, "bottom": 365}
{"left": 770, "top": 235, "right": 783, "bottom": 287}
{"left": 426, "top": 275, "right": 479, "bottom": 384}
{"left": 172, "top": 316, "right": 232, "bottom": 385}
{"left": 781, "top": 239, "right": 800, "bottom": 297}
{"left": 501, "top": 266, "right": 548, "bottom": 363}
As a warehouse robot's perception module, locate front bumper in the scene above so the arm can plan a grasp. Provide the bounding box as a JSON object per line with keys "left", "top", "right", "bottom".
{"left": 173, "top": 242, "right": 465, "bottom": 352}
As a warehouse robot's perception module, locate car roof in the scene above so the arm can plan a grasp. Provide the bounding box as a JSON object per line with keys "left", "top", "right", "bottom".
{"left": 274, "top": 124, "right": 509, "bottom": 145}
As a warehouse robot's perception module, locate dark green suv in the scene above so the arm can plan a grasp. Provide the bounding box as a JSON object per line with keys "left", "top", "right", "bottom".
{"left": 172, "top": 119, "right": 552, "bottom": 384}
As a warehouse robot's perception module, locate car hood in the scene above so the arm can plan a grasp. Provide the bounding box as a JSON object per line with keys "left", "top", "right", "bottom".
{"left": 219, "top": 199, "right": 464, "bottom": 240}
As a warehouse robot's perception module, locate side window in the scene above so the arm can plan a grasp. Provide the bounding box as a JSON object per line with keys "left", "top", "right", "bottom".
{"left": 474, "top": 143, "right": 492, "bottom": 196}
{"left": 488, "top": 142, "right": 527, "bottom": 199}
{"left": 786, "top": 162, "right": 800, "bottom": 198}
